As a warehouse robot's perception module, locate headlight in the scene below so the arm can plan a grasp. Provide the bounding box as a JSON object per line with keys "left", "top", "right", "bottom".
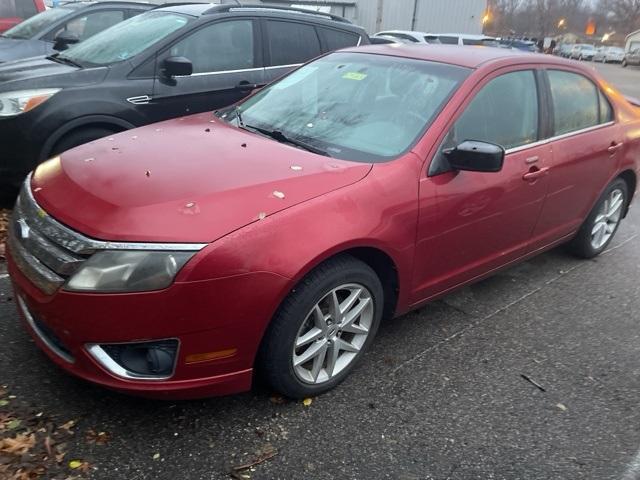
{"left": 65, "top": 251, "right": 195, "bottom": 293}
{"left": 0, "top": 88, "right": 61, "bottom": 117}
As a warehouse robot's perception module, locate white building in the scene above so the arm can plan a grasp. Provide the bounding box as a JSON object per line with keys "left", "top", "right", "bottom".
{"left": 262, "top": 0, "right": 488, "bottom": 35}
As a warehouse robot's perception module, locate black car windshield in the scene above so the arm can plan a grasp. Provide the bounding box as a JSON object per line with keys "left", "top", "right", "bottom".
{"left": 2, "top": 7, "right": 72, "bottom": 39}
{"left": 59, "top": 11, "right": 191, "bottom": 66}
{"left": 234, "top": 52, "right": 469, "bottom": 162}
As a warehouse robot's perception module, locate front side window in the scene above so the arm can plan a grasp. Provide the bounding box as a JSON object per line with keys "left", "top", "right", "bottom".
{"left": 548, "top": 70, "right": 600, "bottom": 135}
{"left": 233, "top": 52, "right": 469, "bottom": 162}
{"left": 47, "top": 10, "right": 125, "bottom": 42}
{"left": 169, "top": 20, "right": 254, "bottom": 73}
{"left": 2, "top": 7, "right": 70, "bottom": 39}
{"left": 59, "top": 11, "right": 191, "bottom": 67}
{"left": 442, "top": 70, "right": 539, "bottom": 151}
{"left": 266, "top": 20, "right": 321, "bottom": 66}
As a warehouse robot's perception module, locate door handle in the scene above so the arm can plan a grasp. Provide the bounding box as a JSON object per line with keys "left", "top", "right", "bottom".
{"left": 607, "top": 142, "right": 624, "bottom": 154}
{"left": 522, "top": 167, "right": 550, "bottom": 182}
{"left": 236, "top": 81, "right": 259, "bottom": 92}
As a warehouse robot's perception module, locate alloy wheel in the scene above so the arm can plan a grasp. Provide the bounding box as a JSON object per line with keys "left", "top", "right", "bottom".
{"left": 292, "top": 283, "right": 373, "bottom": 384}
{"left": 591, "top": 188, "right": 624, "bottom": 250}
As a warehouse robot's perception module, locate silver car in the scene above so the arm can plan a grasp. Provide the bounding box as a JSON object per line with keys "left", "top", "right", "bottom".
{"left": 593, "top": 46, "right": 625, "bottom": 63}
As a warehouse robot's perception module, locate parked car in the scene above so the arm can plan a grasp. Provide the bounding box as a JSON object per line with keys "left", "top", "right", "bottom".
{"left": 622, "top": 48, "right": 640, "bottom": 67}
{"left": 570, "top": 43, "right": 596, "bottom": 60}
{"left": 425, "top": 33, "right": 499, "bottom": 47}
{"left": 6, "top": 46, "right": 638, "bottom": 399}
{"left": 373, "top": 30, "right": 440, "bottom": 44}
{"left": 499, "top": 38, "right": 537, "bottom": 52}
{"left": 0, "top": 0, "right": 45, "bottom": 33}
{"left": 0, "top": 3, "right": 368, "bottom": 195}
{"left": 370, "top": 34, "right": 410, "bottom": 45}
{"left": 593, "top": 46, "right": 625, "bottom": 63}
{"left": 0, "top": 1, "right": 151, "bottom": 64}
{"left": 557, "top": 43, "right": 573, "bottom": 57}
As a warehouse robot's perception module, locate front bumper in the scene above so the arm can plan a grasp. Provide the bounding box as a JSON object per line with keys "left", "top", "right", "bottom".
{"left": 6, "top": 242, "right": 290, "bottom": 400}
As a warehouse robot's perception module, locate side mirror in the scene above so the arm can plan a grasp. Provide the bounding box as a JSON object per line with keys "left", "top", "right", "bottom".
{"left": 162, "top": 56, "right": 193, "bottom": 78}
{"left": 53, "top": 31, "right": 79, "bottom": 51}
{"left": 444, "top": 140, "right": 505, "bottom": 173}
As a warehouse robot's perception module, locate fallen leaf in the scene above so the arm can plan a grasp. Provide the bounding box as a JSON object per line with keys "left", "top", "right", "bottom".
{"left": 269, "top": 395, "right": 286, "bottom": 405}
{"left": 302, "top": 398, "right": 313, "bottom": 407}
{"left": 0, "top": 399, "right": 9, "bottom": 407}
{"left": 85, "top": 429, "right": 110, "bottom": 445}
{"left": 6, "top": 419, "right": 21, "bottom": 430}
{"left": 59, "top": 420, "right": 76, "bottom": 434}
{"left": 68, "top": 460, "right": 82, "bottom": 469}
{"left": 0, "top": 433, "right": 36, "bottom": 455}
{"left": 556, "top": 403, "right": 568, "bottom": 412}
{"left": 153, "top": 453, "right": 160, "bottom": 460}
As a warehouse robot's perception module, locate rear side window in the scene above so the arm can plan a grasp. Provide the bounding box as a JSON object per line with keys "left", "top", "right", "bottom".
{"left": 548, "top": 70, "right": 601, "bottom": 135}
{"left": 169, "top": 20, "right": 255, "bottom": 73}
{"left": 266, "top": 20, "right": 321, "bottom": 66}
{"left": 444, "top": 70, "right": 538, "bottom": 150}
{"left": 599, "top": 90, "right": 613, "bottom": 123}
{"left": 439, "top": 36, "right": 458, "bottom": 45}
{"left": 462, "top": 38, "right": 482, "bottom": 45}
{"left": 318, "top": 27, "right": 359, "bottom": 51}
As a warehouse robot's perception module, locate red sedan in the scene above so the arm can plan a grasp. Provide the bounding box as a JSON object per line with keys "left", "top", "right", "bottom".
{"left": 6, "top": 46, "right": 640, "bottom": 399}
{"left": 0, "top": 0, "right": 45, "bottom": 32}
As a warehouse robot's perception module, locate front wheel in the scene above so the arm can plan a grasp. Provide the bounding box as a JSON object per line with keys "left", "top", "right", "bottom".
{"left": 566, "top": 178, "right": 628, "bottom": 258}
{"left": 622, "top": 60, "right": 628, "bottom": 68}
{"left": 258, "top": 255, "right": 384, "bottom": 398}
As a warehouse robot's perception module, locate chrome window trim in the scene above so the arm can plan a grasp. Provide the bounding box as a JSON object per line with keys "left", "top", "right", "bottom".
{"left": 18, "top": 296, "right": 74, "bottom": 364}
{"left": 504, "top": 121, "right": 615, "bottom": 155}
{"left": 183, "top": 66, "right": 264, "bottom": 77}
{"left": 22, "top": 175, "right": 207, "bottom": 254}
{"left": 86, "top": 341, "right": 179, "bottom": 381}
{"left": 265, "top": 63, "right": 303, "bottom": 70}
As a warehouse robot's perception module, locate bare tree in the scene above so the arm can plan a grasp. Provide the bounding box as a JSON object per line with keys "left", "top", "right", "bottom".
{"left": 598, "top": 0, "right": 640, "bottom": 33}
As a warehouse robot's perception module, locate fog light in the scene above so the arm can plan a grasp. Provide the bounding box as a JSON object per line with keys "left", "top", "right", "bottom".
{"left": 87, "top": 340, "right": 179, "bottom": 380}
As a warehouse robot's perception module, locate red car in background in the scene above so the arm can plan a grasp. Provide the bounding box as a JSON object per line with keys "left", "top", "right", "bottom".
{"left": 0, "top": 0, "right": 45, "bottom": 32}
{"left": 6, "top": 46, "right": 640, "bottom": 400}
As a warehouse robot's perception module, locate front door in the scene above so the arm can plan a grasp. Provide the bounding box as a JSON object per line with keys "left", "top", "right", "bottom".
{"left": 412, "top": 68, "right": 551, "bottom": 303}
{"left": 150, "top": 18, "right": 264, "bottom": 122}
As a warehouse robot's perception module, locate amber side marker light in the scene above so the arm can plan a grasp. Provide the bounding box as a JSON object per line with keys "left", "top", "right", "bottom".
{"left": 185, "top": 348, "right": 238, "bottom": 364}
{"left": 24, "top": 94, "right": 54, "bottom": 113}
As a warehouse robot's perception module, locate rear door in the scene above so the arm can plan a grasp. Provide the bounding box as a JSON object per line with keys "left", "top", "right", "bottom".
{"left": 150, "top": 18, "right": 264, "bottom": 122}
{"left": 262, "top": 18, "right": 322, "bottom": 83}
{"left": 530, "top": 68, "right": 621, "bottom": 248}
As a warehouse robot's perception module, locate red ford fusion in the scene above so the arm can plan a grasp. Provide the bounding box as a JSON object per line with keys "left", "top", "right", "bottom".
{"left": 6, "top": 46, "right": 640, "bottom": 399}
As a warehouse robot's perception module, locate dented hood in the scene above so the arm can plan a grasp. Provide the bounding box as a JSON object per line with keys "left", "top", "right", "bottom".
{"left": 31, "top": 113, "right": 372, "bottom": 243}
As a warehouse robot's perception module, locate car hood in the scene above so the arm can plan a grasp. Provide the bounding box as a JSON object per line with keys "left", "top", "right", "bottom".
{"left": 0, "top": 56, "right": 106, "bottom": 90}
{"left": 0, "top": 37, "right": 49, "bottom": 63}
{"left": 31, "top": 113, "right": 373, "bottom": 244}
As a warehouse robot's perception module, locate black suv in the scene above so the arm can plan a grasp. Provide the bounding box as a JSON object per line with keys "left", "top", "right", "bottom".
{"left": 0, "top": 3, "right": 368, "bottom": 194}
{"left": 0, "top": 1, "right": 152, "bottom": 63}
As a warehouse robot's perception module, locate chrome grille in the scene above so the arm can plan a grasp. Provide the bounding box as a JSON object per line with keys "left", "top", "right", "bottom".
{"left": 8, "top": 183, "right": 89, "bottom": 295}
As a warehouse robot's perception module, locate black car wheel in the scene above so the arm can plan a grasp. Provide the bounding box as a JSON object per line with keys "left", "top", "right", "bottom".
{"left": 51, "top": 127, "right": 119, "bottom": 157}
{"left": 258, "top": 255, "right": 384, "bottom": 399}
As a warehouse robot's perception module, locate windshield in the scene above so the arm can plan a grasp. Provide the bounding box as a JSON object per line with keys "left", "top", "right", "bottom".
{"left": 59, "top": 11, "right": 191, "bottom": 66}
{"left": 2, "top": 7, "right": 71, "bottom": 39}
{"left": 232, "top": 52, "right": 469, "bottom": 162}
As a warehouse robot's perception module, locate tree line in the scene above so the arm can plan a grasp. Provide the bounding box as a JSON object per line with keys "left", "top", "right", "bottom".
{"left": 487, "top": 0, "right": 640, "bottom": 39}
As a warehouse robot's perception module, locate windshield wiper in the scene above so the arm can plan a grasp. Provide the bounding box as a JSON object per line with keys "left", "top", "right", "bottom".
{"left": 245, "top": 124, "right": 330, "bottom": 157}
{"left": 46, "top": 54, "right": 83, "bottom": 69}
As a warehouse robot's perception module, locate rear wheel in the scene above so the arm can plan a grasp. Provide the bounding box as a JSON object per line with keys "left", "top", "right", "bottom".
{"left": 258, "top": 255, "right": 384, "bottom": 399}
{"left": 51, "top": 127, "right": 117, "bottom": 156}
{"left": 566, "top": 178, "right": 628, "bottom": 258}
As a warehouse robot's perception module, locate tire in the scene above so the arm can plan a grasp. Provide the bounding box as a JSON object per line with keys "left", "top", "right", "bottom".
{"left": 622, "top": 60, "right": 628, "bottom": 68}
{"left": 258, "top": 255, "right": 384, "bottom": 399}
{"left": 566, "top": 178, "right": 628, "bottom": 259}
{"left": 51, "top": 127, "right": 117, "bottom": 156}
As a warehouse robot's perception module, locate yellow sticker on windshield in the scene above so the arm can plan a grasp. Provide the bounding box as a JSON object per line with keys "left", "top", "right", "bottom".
{"left": 342, "top": 72, "right": 367, "bottom": 81}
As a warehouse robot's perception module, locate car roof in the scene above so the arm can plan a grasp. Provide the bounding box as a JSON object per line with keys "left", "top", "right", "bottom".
{"left": 341, "top": 44, "right": 571, "bottom": 69}
{"left": 154, "top": 2, "right": 356, "bottom": 27}
{"left": 433, "top": 33, "right": 495, "bottom": 40}
{"left": 375, "top": 30, "right": 429, "bottom": 36}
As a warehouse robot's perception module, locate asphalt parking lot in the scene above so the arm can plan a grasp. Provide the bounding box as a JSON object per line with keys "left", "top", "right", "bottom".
{"left": 1, "top": 60, "right": 640, "bottom": 480}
